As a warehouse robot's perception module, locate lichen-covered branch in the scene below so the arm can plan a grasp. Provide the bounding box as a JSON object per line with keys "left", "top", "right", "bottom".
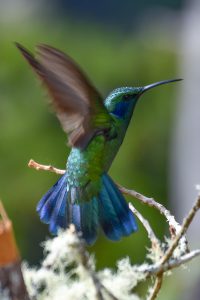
{"left": 23, "top": 226, "right": 200, "bottom": 300}
{"left": 117, "top": 184, "right": 183, "bottom": 236}
{"left": 160, "top": 194, "right": 200, "bottom": 265}
{"left": 147, "top": 275, "right": 163, "bottom": 300}
{"left": 145, "top": 193, "right": 200, "bottom": 300}
{"left": 141, "top": 249, "right": 200, "bottom": 276}
{"left": 129, "top": 203, "right": 161, "bottom": 252}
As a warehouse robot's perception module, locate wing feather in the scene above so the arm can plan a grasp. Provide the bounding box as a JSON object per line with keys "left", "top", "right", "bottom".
{"left": 16, "top": 43, "right": 112, "bottom": 149}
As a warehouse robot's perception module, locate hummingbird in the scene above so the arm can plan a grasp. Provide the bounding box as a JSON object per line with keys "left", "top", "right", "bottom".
{"left": 16, "top": 43, "right": 181, "bottom": 245}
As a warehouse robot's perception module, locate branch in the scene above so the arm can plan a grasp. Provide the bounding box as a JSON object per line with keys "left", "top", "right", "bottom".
{"left": 117, "top": 184, "right": 188, "bottom": 255}
{"left": 28, "top": 159, "right": 65, "bottom": 175}
{"left": 141, "top": 249, "right": 200, "bottom": 276}
{"left": 129, "top": 203, "right": 161, "bottom": 252}
{"left": 147, "top": 275, "right": 163, "bottom": 300}
{"left": 129, "top": 202, "right": 164, "bottom": 300}
{"left": 160, "top": 195, "right": 200, "bottom": 265}
{"left": 118, "top": 184, "right": 181, "bottom": 235}
{"left": 145, "top": 194, "right": 200, "bottom": 300}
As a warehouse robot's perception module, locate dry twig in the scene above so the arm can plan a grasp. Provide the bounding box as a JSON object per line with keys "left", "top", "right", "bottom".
{"left": 129, "top": 203, "right": 161, "bottom": 252}
{"left": 28, "top": 159, "right": 65, "bottom": 175}
{"left": 146, "top": 194, "right": 200, "bottom": 300}
{"left": 147, "top": 275, "right": 163, "bottom": 300}
{"left": 117, "top": 184, "right": 182, "bottom": 236}
{"left": 141, "top": 249, "right": 200, "bottom": 276}
{"left": 160, "top": 195, "right": 200, "bottom": 265}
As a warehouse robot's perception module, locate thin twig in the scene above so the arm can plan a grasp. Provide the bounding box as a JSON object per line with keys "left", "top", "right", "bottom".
{"left": 91, "top": 273, "right": 105, "bottom": 300}
{"left": 118, "top": 183, "right": 189, "bottom": 254}
{"left": 141, "top": 249, "right": 200, "bottom": 276}
{"left": 28, "top": 159, "right": 65, "bottom": 175}
{"left": 118, "top": 184, "right": 180, "bottom": 233}
{"left": 146, "top": 195, "right": 200, "bottom": 300}
{"left": 147, "top": 274, "right": 163, "bottom": 300}
{"left": 129, "top": 203, "right": 161, "bottom": 252}
{"left": 129, "top": 202, "right": 163, "bottom": 300}
{"left": 129, "top": 203, "right": 164, "bottom": 300}
{"left": 160, "top": 195, "right": 200, "bottom": 265}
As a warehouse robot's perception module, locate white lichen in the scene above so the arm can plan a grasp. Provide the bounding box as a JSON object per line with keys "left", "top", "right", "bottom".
{"left": 23, "top": 226, "right": 142, "bottom": 300}
{"left": 22, "top": 217, "right": 199, "bottom": 300}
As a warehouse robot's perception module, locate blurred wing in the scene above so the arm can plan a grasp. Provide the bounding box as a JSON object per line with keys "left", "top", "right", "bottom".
{"left": 16, "top": 43, "right": 112, "bottom": 149}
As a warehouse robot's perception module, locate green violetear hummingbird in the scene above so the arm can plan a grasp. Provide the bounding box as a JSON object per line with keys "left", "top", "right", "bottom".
{"left": 16, "top": 43, "right": 181, "bottom": 245}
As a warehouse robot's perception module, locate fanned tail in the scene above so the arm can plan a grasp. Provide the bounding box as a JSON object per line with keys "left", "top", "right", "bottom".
{"left": 98, "top": 174, "right": 137, "bottom": 240}
{"left": 36, "top": 174, "right": 68, "bottom": 234}
{"left": 36, "top": 173, "right": 137, "bottom": 245}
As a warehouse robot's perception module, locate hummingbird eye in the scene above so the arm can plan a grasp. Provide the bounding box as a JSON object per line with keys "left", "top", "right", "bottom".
{"left": 122, "top": 94, "right": 133, "bottom": 101}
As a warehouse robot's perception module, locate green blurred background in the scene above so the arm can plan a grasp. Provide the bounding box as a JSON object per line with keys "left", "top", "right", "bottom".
{"left": 1, "top": 0, "right": 199, "bottom": 299}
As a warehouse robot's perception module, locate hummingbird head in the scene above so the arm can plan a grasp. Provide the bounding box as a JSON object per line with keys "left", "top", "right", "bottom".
{"left": 105, "top": 79, "right": 182, "bottom": 119}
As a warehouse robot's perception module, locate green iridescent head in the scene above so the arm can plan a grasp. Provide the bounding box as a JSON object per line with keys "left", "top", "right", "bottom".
{"left": 105, "top": 79, "right": 182, "bottom": 119}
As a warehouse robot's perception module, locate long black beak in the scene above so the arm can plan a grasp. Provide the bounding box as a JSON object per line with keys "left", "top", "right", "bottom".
{"left": 142, "top": 78, "right": 183, "bottom": 93}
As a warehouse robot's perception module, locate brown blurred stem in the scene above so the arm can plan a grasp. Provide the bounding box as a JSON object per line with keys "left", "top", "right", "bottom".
{"left": 0, "top": 200, "right": 30, "bottom": 300}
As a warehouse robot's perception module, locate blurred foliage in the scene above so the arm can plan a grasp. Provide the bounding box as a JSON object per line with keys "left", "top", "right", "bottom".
{"left": 50, "top": 0, "right": 183, "bottom": 31}
{"left": 0, "top": 17, "right": 180, "bottom": 273}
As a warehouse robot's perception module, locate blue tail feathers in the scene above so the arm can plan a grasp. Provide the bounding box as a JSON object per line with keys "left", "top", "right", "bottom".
{"left": 99, "top": 174, "right": 137, "bottom": 240}
{"left": 36, "top": 174, "right": 67, "bottom": 233}
{"left": 37, "top": 173, "right": 137, "bottom": 245}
